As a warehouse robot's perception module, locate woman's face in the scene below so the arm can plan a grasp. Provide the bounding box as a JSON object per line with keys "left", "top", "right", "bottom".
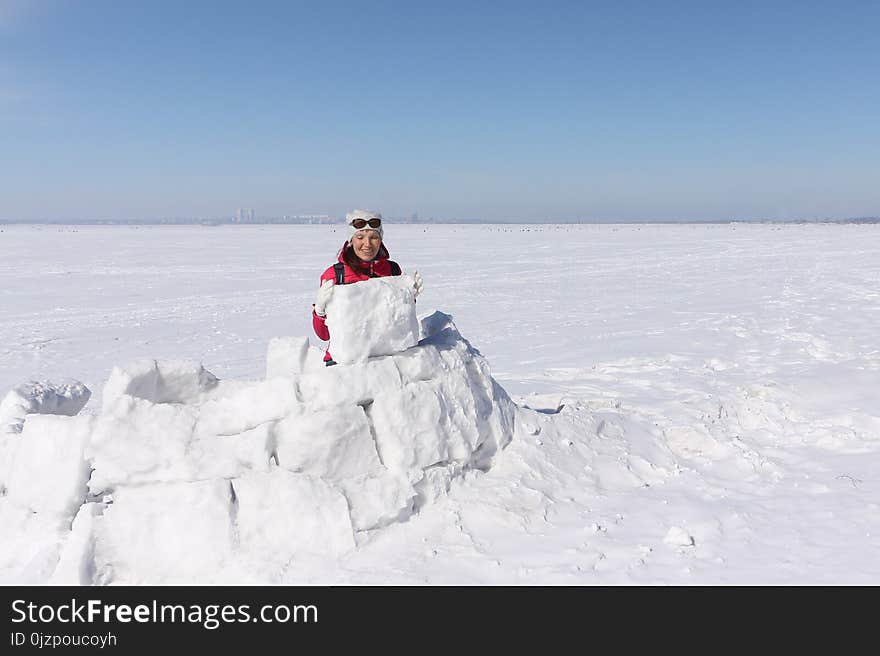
{"left": 352, "top": 230, "right": 382, "bottom": 261}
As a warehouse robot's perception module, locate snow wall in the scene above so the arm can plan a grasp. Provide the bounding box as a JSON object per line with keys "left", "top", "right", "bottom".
{"left": 0, "top": 277, "right": 518, "bottom": 584}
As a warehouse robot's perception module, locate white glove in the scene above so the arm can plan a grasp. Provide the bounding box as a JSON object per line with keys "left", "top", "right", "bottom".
{"left": 412, "top": 270, "right": 424, "bottom": 299}
{"left": 314, "top": 279, "right": 334, "bottom": 317}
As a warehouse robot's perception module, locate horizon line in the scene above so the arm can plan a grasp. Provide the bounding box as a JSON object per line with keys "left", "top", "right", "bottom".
{"left": 2, "top": 216, "right": 879, "bottom": 226}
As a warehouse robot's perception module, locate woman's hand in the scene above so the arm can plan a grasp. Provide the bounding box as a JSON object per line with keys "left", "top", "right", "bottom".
{"left": 413, "top": 271, "right": 424, "bottom": 299}
{"left": 314, "top": 279, "right": 334, "bottom": 317}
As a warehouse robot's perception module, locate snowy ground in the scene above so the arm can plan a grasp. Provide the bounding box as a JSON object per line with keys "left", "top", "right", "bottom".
{"left": 2, "top": 223, "right": 879, "bottom": 584}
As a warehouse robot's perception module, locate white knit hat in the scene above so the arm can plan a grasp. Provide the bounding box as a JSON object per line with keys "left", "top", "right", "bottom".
{"left": 346, "top": 209, "right": 384, "bottom": 240}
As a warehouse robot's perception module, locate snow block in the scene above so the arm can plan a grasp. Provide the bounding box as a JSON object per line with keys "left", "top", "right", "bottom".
{"left": 296, "top": 355, "right": 402, "bottom": 410}
{"left": 274, "top": 405, "right": 382, "bottom": 481}
{"left": 434, "top": 337, "right": 516, "bottom": 466}
{"left": 392, "top": 343, "right": 446, "bottom": 382}
{"left": 0, "top": 380, "right": 91, "bottom": 435}
{"left": 87, "top": 396, "right": 199, "bottom": 492}
{"left": 266, "top": 336, "right": 325, "bottom": 378}
{"left": 6, "top": 414, "right": 93, "bottom": 518}
{"left": 194, "top": 377, "right": 299, "bottom": 438}
{"left": 232, "top": 469, "right": 355, "bottom": 577}
{"left": 0, "top": 433, "right": 14, "bottom": 491}
{"left": 418, "top": 310, "right": 458, "bottom": 345}
{"left": 50, "top": 502, "right": 105, "bottom": 585}
{"left": 101, "top": 359, "right": 158, "bottom": 412}
{"left": 89, "top": 394, "right": 276, "bottom": 491}
{"left": 186, "top": 423, "right": 275, "bottom": 480}
{"left": 154, "top": 360, "right": 219, "bottom": 403}
{"left": 370, "top": 379, "right": 475, "bottom": 471}
{"left": 93, "top": 479, "right": 235, "bottom": 584}
{"left": 102, "top": 359, "right": 218, "bottom": 412}
{"left": 324, "top": 275, "right": 420, "bottom": 364}
{"left": 337, "top": 472, "right": 417, "bottom": 531}
{"left": 0, "top": 500, "right": 70, "bottom": 583}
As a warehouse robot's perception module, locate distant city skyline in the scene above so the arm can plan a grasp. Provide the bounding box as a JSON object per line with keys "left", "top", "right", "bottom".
{"left": 2, "top": 1, "right": 878, "bottom": 222}
{"left": 4, "top": 213, "right": 879, "bottom": 226}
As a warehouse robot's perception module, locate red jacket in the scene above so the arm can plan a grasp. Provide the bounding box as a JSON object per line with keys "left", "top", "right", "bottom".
{"left": 312, "top": 241, "right": 401, "bottom": 360}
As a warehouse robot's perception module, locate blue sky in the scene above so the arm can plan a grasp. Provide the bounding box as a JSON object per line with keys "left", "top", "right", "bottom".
{"left": 1, "top": 0, "right": 878, "bottom": 221}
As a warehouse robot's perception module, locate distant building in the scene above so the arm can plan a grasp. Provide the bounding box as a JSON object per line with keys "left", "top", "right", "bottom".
{"left": 234, "top": 207, "right": 256, "bottom": 223}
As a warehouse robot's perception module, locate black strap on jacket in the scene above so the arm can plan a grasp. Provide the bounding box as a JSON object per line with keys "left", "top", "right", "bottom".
{"left": 333, "top": 262, "right": 346, "bottom": 285}
{"left": 334, "top": 260, "right": 401, "bottom": 285}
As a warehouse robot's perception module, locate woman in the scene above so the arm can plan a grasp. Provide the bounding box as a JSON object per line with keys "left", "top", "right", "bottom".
{"left": 312, "top": 209, "right": 423, "bottom": 365}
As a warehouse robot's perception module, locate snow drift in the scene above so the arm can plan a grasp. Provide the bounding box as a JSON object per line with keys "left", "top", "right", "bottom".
{"left": 0, "top": 278, "right": 517, "bottom": 584}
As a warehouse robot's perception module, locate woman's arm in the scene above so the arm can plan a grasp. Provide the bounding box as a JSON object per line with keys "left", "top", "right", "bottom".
{"left": 311, "top": 269, "right": 335, "bottom": 341}
{"left": 312, "top": 309, "right": 330, "bottom": 341}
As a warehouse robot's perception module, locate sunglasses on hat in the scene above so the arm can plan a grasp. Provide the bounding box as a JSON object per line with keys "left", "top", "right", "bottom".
{"left": 350, "top": 218, "right": 382, "bottom": 229}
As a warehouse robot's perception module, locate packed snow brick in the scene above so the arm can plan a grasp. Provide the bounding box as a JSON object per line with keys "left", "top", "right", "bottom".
{"left": 392, "top": 343, "right": 446, "bottom": 382}
{"left": 0, "top": 435, "right": 14, "bottom": 491}
{"left": 0, "top": 501, "right": 71, "bottom": 584}
{"left": 426, "top": 323, "right": 516, "bottom": 465}
{"left": 185, "top": 422, "right": 275, "bottom": 479}
{"left": 5, "top": 414, "right": 93, "bottom": 518}
{"left": 0, "top": 379, "right": 91, "bottom": 435}
{"left": 153, "top": 360, "right": 219, "bottom": 403}
{"left": 89, "top": 394, "right": 277, "bottom": 491}
{"left": 102, "top": 359, "right": 218, "bottom": 412}
{"left": 418, "top": 310, "right": 459, "bottom": 345}
{"left": 337, "top": 471, "right": 418, "bottom": 531}
{"left": 231, "top": 469, "right": 356, "bottom": 577}
{"left": 296, "top": 355, "right": 403, "bottom": 410}
{"left": 367, "top": 329, "right": 515, "bottom": 471}
{"left": 87, "top": 396, "right": 199, "bottom": 492}
{"left": 266, "top": 336, "right": 325, "bottom": 379}
{"left": 93, "top": 479, "right": 236, "bottom": 584}
{"left": 101, "top": 359, "right": 157, "bottom": 412}
{"left": 370, "top": 380, "right": 474, "bottom": 471}
{"left": 324, "top": 275, "right": 420, "bottom": 364}
{"left": 474, "top": 377, "right": 516, "bottom": 466}
{"left": 50, "top": 502, "right": 104, "bottom": 585}
{"left": 194, "top": 377, "right": 299, "bottom": 438}
{"left": 274, "top": 405, "right": 383, "bottom": 481}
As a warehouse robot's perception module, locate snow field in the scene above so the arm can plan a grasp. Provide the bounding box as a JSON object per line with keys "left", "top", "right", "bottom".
{"left": 2, "top": 223, "right": 879, "bottom": 583}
